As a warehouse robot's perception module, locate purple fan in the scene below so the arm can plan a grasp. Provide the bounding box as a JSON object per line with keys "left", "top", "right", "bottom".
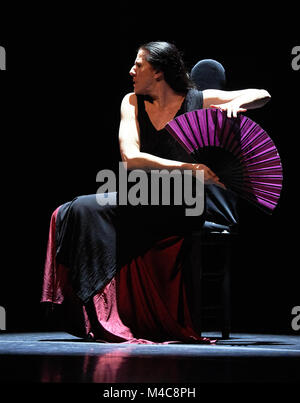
{"left": 165, "top": 108, "right": 283, "bottom": 214}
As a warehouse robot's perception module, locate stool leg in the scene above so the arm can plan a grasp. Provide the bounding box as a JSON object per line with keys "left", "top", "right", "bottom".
{"left": 221, "top": 247, "right": 231, "bottom": 339}
{"left": 190, "top": 237, "right": 203, "bottom": 335}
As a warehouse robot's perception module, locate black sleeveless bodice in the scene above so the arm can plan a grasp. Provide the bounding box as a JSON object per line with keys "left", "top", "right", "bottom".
{"left": 136, "top": 88, "right": 203, "bottom": 162}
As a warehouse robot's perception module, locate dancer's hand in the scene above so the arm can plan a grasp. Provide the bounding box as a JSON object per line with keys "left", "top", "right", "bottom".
{"left": 210, "top": 102, "right": 247, "bottom": 118}
{"left": 192, "top": 163, "right": 226, "bottom": 189}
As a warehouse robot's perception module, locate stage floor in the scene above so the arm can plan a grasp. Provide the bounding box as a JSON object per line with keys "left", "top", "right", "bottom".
{"left": 0, "top": 331, "right": 299, "bottom": 385}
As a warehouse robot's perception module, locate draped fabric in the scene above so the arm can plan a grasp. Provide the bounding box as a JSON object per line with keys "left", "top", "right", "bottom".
{"left": 42, "top": 208, "right": 214, "bottom": 344}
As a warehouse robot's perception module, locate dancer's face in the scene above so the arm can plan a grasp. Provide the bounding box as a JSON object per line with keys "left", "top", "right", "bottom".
{"left": 129, "top": 49, "right": 158, "bottom": 95}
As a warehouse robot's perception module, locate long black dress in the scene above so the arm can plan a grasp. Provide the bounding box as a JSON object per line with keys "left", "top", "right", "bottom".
{"left": 54, "top": 89, "right": 206, "bottom": 304}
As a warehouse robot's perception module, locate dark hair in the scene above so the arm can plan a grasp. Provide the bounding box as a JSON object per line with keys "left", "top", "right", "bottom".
{"left": 139, "top": 41, "right": 194, "bottom": 94}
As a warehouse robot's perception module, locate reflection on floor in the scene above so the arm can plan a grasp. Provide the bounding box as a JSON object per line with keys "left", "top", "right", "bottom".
{"left": 0, "top": 331, "right": 299, "bottom": 386}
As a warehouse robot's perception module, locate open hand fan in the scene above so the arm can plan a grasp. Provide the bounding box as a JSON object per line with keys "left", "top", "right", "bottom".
{"left": 165, "top": 108, "right": 283, "bottom": 214}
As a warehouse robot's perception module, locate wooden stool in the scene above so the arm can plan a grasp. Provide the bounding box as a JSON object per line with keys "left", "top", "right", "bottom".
{"left": 189, "top": 224, "right": 237, "bottom": 339}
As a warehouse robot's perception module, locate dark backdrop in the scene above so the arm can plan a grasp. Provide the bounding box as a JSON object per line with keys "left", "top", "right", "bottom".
{"left": 0, "top": 5, "right": 299, "bottom": 334}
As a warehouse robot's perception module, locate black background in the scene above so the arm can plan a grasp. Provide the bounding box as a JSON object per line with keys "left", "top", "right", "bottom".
{"left": 0, "top": 4, "right": 299, "bottom": 335}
